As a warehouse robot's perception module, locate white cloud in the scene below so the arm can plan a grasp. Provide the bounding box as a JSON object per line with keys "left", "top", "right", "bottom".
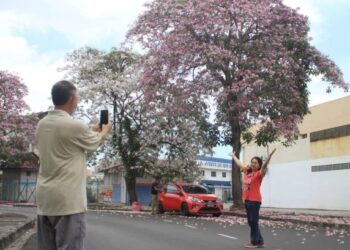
{"left": 283, "top": 0, "right": 324, "bottom": 42}
{"left": 1, "top": 0, "right": 149, "bottom": 46}
{"left": 0, "top": 0, "right": 150, "bottom": 112}
{"left": 308, "top": 75, "right": 349, "bottom": 106}
{"left": 344, "top": 58, "right": 350, "bottom": 79}
{"left": 0, "top": 10, "right": 63, "bottom": 112}
{"left": 283, "top": 0, "right": 350, "bottom": 44}
{"left": 282, "top": 0, "right": 349, "bottom": 105}
{"left": 0, "top": 43, "right": 64, "bottom": 112}
{"left": 0, "top": 11, "right": 36, "bottom": 61}
{"left": 21, "top": 62, "right": 64, "bottom": 112}
{"left": 283, "top": 0, "right": 323, "bottom": 23}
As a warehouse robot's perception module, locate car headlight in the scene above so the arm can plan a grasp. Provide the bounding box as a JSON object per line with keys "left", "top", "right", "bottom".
{"left": 188, "top": 196, "right": 203, "bottom": 203}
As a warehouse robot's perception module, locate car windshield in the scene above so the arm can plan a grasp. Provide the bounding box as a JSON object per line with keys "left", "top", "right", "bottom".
{"left": 181, "top": 185, "right": 209, "bottom": 194}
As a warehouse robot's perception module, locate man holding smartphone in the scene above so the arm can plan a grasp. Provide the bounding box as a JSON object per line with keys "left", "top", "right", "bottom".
{"left": 35, "top": 80, "right": 112, "bottom": 250}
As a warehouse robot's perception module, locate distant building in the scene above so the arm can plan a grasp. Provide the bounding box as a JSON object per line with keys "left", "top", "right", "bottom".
{"left": 0, "top": 111, "right": 45, "bottom": 203}
{"left": 0, "top": 152, "right": 39, "bottom": 203}
{"left": 243, "top": 95, "right": 350, "bottom": 211}
{"left": 98, "top": 168, "right": 152, "bottom": 205}
{"left": 196, "top": 156, "right": 232, "bottom": 201}
{"left": 99, "top": 156, "right": 233, "bottom": 205}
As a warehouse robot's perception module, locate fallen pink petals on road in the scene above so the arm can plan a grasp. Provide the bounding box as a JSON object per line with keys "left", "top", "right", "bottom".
{"left": 195, "top": 215, "right": 350, "bottom": 238}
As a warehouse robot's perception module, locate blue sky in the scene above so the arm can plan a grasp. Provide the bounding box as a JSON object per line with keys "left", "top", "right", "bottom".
{"left": 0, "top": 0, "right": 349, "bottom": 158}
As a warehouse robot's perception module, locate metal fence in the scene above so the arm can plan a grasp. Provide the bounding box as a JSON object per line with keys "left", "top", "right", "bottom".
{"left": 0, "top": 181, "right": 105, "bottom": 204}
{"left": 0, "top": 181, "right": 36, "bottom": 203}
{"left": 87, "top": 182, "right": 100, "bottom": 203}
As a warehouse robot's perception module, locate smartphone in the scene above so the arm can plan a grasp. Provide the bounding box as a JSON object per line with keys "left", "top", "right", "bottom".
{"left": 100, "top": 110, "right": 109, "bottom": 129}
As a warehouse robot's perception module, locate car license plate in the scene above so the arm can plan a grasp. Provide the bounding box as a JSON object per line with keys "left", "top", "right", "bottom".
{"left": 207, "top": 202, "right": 215, "bottom": 207}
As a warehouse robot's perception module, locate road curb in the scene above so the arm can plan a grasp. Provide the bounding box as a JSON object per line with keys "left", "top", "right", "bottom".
{"left": 223, "top": 211, "right": 350, "bottom": 230}
{"left": 89, "top": 209, "right": 150, "bottom": 215}
{"left": 0, "top": 215, "right": 35, "bottom": 250}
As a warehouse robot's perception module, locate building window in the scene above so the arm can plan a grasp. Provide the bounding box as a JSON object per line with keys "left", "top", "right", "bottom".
{"left": 312, "top": 162, "right": 350, "bottom": 172}
{"left": 211, "top": 171, "right": 216, "bottom": 177}
{"left": 301, "top": 134, "right": 307, "bottom": 139}
{"left": 310, "top": 124, "right": 350, "bottom": 142}
{"left": 201, "top": 170, "right": 205, "bottom": 176}
{"left": 222, "top": 172, "right": 226, "bottom": 178}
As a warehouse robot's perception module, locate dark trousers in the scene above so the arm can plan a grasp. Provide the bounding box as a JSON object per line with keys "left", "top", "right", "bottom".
{"left": 245, "top": 200, "right": 264, "bottom": 245}
{"left": 37, "top": 213, "right": 86, "bottom": 250}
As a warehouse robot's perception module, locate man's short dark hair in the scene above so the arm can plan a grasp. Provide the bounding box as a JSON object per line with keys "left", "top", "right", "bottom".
{"left": 51, "top": 80, "right": 77, "bottom": 106}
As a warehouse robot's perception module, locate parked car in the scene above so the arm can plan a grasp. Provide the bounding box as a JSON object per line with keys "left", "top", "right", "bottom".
{"left": 158, "top": 182, "right": 223, "bottom": 217}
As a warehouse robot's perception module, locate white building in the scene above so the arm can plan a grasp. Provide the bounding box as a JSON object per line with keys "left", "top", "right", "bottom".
{"left": 243, "top": 96, "right": 350, "bottom": 211}
{"left": 197, "top": 156, "right": 232, "bottom": 202}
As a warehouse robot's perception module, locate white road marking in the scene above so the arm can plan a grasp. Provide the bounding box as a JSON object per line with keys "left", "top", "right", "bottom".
{"left": 163, "top": 219, "right": 173, "bottom": 223}
{"left": 217, "top": 234, "right": 238, "bottom": 240}
{"left": 185, "top": 224, "right": 197, "bottom": 229}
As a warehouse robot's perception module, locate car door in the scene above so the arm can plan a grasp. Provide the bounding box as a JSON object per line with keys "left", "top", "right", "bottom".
{"left": 163, "top": 184, "right": 182, "bottom": 211}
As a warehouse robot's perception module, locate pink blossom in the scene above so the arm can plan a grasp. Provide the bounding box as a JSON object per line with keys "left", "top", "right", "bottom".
{"left": 127, "top": 0, "right": 349, "bottom": 204}
{"left": 0, "top": 70, "right": 37, "bottom": 164}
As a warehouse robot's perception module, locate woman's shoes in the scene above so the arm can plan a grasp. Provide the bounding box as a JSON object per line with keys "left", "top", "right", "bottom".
{"left": 244, "top": 242, "right": 265, "bottom": 248}
{"left": 244, "top": 243, "right": 258, "bottom": 248}
{"left": 257, "top": 243, "right": 265, "bottom": 248}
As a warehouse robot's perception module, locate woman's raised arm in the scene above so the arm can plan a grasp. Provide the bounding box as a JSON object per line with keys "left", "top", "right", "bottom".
{"left": 260, "top": 148, "right": 276, "bottom": 177}
{"left": 230, "top": 151, "right": 247, "bottom": 171}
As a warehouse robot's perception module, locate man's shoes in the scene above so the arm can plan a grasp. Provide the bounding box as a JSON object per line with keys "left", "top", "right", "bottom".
{"left": 244, "top": 243, "right": 258, "bottom": 248}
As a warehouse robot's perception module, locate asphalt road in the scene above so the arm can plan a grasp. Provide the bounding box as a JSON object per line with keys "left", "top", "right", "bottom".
{"left": 1, "top": 207, "right": 347, "bottom": 250}
{"left": 86, "top": 212, "right": 349, "bottom": 250}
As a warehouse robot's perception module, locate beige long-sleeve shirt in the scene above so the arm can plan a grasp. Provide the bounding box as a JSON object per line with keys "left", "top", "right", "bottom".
{"left": 35, "top": 110, "right": 101, "bottom": 216}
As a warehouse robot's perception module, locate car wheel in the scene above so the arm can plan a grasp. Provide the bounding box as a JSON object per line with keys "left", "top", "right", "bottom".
{"left": 180, "top": 203, "right": 189, "bottom": 216}
{"left": 213, "top": 213, "right": 221, "bottom": 217}
{"left": 158, "top": 202, "right": 165, "bottom": 214}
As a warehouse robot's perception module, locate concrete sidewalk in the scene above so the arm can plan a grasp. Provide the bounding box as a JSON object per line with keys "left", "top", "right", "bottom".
{"left": 223, "top": 203, "right": 350, "bottom": 217}
{"left": 223, "top": 207, "right": 350, "bottom": 230}
{"left": 0, "top": 212, "right": 35, "bottom": 250}
{"left": 260, "top": 207, "right": 350, "bottom": 217}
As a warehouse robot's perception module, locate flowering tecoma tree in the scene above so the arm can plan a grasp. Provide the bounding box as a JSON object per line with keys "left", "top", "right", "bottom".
{"left": 62, "top": 47, "right": 210, "bottom": 203}
{"left": 127, "top": 0, "right": 349, "bottom": 206}
{"left": 0, "top": 71, "right": 37, "bottom": 169}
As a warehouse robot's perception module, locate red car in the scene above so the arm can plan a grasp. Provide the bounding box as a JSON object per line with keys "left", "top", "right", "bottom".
{"left": 158, "top": 182, "right": 223, "bottom": 217}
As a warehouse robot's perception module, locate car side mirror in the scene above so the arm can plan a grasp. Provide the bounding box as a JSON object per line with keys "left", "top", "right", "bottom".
{"left": 176, "top": 191, "right": 182, "bottom": 196}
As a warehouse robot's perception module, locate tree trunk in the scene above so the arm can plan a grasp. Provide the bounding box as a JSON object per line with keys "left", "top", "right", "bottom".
{"left": 230, "top": 117, "right": 243, "bottom": 208}
{"left": 125, "top": 174, "right": 138, "bottom": 205}
{"left": 231, "top": 156, "right": 243, "bottom": 208}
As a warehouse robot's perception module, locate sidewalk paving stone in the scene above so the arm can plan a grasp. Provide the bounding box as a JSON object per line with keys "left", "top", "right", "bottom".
{"left": 0, "top": 213, "right": 35, "bottom": 250}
